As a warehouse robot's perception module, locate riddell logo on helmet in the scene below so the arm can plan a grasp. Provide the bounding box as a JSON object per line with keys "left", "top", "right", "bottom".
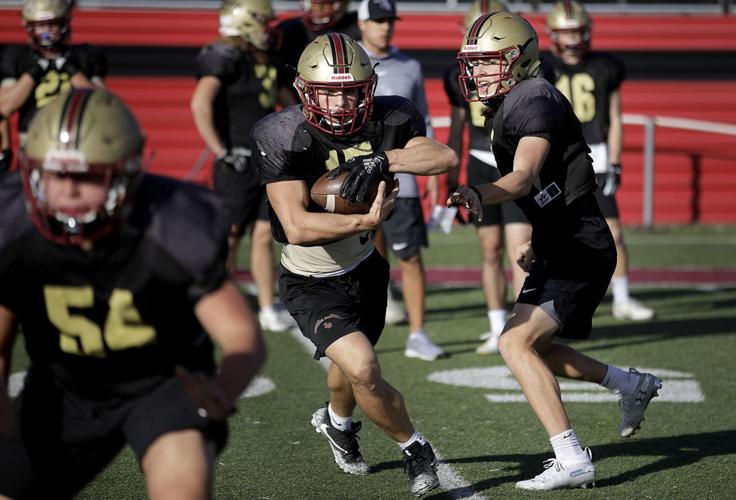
{"left": 462, "top": 44, "right": 479, "bottom": 52}
{"left": 329, "top": 74, "right": 355, "bottom": 82}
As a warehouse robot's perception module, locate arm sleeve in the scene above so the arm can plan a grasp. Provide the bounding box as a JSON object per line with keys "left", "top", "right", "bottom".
{"left": 0, "top": 46, "right": 21, "bottom": 82}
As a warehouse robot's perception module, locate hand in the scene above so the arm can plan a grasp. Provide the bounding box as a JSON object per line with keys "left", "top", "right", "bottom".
{"left": 363, "top": 178, "right": 400, "bottom": 229}
{"left": 176, "top": 366, "right": 235, "bottom": 421}
{"left": 0, "top": 148, "right": 12, "bottom": 172}
{"left": 215, "top": 152, "right": 249, "bottom": 173}
{"left": 329, "top": 151, "right": 390, "bottom": 203}
{"left": 602, "top": 163, "right": 622, "bottom": 196}
{"left": 515, "top": 241, "right": 536, "bottom": 273}
{"left": 24, "top": 52, "right": 51, "bottom": 83}
{"left": 447, "top": 185, "right": 483, "bottom": 223}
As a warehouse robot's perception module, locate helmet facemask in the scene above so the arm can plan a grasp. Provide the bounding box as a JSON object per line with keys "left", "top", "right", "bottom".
{"left": 24, "top": 16, "right": 70, "bottom": 53}
{"left": 219, "top": 0, "right": 275, "bottom": 51}
{"left": 300, "top": 0, "right": 347, "bottom": 31}
{"left": 549, "top": 26, "right": 591, "bottom": 59}
{"left": 295, "top": 76, "right": 377, "bottom": 136}
{"left": 458, "top": 46, "right": 524, "bottom": 103}
{"left": 546, "top": 1, "right": 592, "bottom": 59}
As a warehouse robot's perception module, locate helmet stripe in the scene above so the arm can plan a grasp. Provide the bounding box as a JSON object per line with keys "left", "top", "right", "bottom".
{"left": 327, "top": 32, "right": 348, "bottom": 74}
{"left": 58, "top": 89, "right": 93, "bottom": 150}
{"left": 563, "top": 0, "right": 574, "bottom": 19}
{"left": 481, "top": 0, "right": 489, "bottom": 13}
{"left": 468, "top": 13, "right": 493, "bottom": 41}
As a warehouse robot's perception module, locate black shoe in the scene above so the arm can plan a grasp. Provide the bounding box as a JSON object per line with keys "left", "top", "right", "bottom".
{"left": 310, "top": 405, "right": 370, "bottom": 475}
{"left": 402, "top": 441, "right": 440, "bottom": 497}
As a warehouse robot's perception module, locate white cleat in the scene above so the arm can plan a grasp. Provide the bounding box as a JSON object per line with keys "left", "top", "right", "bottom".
{"left": 258, "top": 306, "right": 297, "bottom": 332}
{"left": 479, "top": 331, "right": 493, "bottom": 340}
{"left": 475, "top": 335, "right": 500, "bottom": 355}
{"left": 613, "top": 298, "right": 655, "bottom": 321}
{"left": 516, "top": 448, "right": 596, "bottom": 490}
{"left": 619, "top": 369, "right": 662, "bottom": 437}
{"left": 404, "top": 332, "right": 446, "bottom": 361}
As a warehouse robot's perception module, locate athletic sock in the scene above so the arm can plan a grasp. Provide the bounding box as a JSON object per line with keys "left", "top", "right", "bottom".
{"left": 409, "top": 329, "right": 426, "bottom": 339}
{"left": 550, "top": 429, "right": 588, "bottom": 463}
{"left": 601, "top": 365, "right": 638, "bottom": 395}
{"left": 611, "top": 276, "right": 630, "bottom": 304}
{"left": 488, "top": 309, "right": 507, "bottom": 337}
{"left": 328, "top": 403, "right": 352, "bottom": 432}
{"left": 398, "top": 431, "right": 427, "bottom": 450}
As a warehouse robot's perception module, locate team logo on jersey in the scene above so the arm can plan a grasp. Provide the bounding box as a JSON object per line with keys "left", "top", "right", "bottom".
{"left": 534, "top": 182, "right": 561, "bottom": 207}
{"left": 315, "top": 313, "right": 344, "bottom": 334}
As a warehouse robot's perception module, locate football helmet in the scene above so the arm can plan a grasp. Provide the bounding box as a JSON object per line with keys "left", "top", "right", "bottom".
{"left": 546, "top": 0, "right": 592, "bottom": 58}
{"left": 22, "top": 0, "right": 72, "bottom": 53}
{"left": 294, "top": 33, "right": 376, "bottom": 136}
{"left": 463, "top": 0, "right": 509, "bottom": 31}
{"left": 20, "top": 88, "right": 144, "bottom": 246}
{"left": 300, "top": 0, "right": 348, "bottom": 31}
{"left": 219, "top": 0, "right": 275, "bottom": 51}
{"left": 457, "top": 11, "right": 540, "bottom": 103}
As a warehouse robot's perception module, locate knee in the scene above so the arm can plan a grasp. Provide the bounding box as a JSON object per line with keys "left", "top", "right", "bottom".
{"left": 347, "top": 362, "right": 381, "bottom": 394}
{"left": 498, "top": 332, "right": 529, "bottom": 363}
{"left": 481, "top": 241, "right": 503, "bottom": 266}
{"left": 251, "top": 222, "right": 273, "bottom": 247}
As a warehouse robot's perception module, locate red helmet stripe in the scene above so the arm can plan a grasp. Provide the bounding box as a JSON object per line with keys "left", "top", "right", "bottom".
{"left": 468, "top": 13, "right": 493, "bottom": 41}
{"left": 481, "top": 0, "right": 489, "bottom": 13}
{"left": 328, "top": 32, "right": 349, "bottom": 74}
{"left": 563, "top": 0, "right": 574, "bottom": 19}
{"left": 59, "top": 89, "right": 93, "bottom": 150}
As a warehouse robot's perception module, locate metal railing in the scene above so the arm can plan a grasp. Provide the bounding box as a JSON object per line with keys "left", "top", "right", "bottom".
{"left": 431, "top": 114, "right": 736, "bottom": 227}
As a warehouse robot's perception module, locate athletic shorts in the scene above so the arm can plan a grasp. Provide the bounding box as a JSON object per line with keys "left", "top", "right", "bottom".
{"left": 381, "top": 198, "right": 428, "bottom": 259}
{"left": 213, "top": 158, "right": 269, "bottom": 237}
{"left": 516, "top": 202, "right": 616, "bottom": 340}
{"left": 593, "top": 173, "right": 620, "bottom": 219}
{"left": 467, "top": 155, "right": 529, "bottom": 226}
{"left": 279, "top": 250, "right": 389, "bottom": 359}
{"left": 0, "top": 371, "right": 227, "bottom": 499}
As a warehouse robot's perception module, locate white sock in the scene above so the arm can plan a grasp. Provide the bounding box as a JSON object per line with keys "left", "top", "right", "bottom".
{"left": 611, "top": 276, "right": 630, "bottom": 304}
{"left": 601, "top": 365, "right": 638, "bottom": 395}
{"left": 398, "top": 431, "right": 426, "bottom": 450}
{"left": 488, "top": 309, "right": 507, "bottom": 337}
{"left": 260, "top": 305, "right": 275, "bottom": 316}
{"left": 409, "top": 329, "right": 425, "bottom": 339}
{"left": 328, "top": 403, "right": 352, "bottom": 432}
{"left": 550, "top": 429, "right": 588, "bottom": 463}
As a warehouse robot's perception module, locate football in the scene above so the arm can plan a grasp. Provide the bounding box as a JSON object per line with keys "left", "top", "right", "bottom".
{"left": 310, "top": 169, "right": 395, "bottom": 214}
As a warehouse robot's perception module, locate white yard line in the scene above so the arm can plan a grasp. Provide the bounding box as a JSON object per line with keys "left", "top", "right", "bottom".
{"left": 287, "top": 327, "right": 487, "bottom": 500}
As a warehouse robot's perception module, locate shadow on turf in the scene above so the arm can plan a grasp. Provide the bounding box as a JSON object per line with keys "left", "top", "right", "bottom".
{"left": 388, "top": 429, "right": 736, "bottom": 497}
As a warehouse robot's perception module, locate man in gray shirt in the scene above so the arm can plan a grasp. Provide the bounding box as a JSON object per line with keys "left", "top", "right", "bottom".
{"left": 358, "top": 0, "right": 444, "bottom": 361}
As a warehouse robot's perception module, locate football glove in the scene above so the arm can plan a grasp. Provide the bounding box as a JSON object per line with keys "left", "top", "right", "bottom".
{"left": 0, "top": 148, "right": 12, "bottom": 172}
{"left": 215, "top": 151, "right": 250, "bottom": 173}
{"left": 24, "top": 53, "right": 50, "bottom": 83}
{"left": 602, "top": 163, "right": 622, "bottom": 196}
{"left": 329, "top": 152, "right": 390, "bottom": 203}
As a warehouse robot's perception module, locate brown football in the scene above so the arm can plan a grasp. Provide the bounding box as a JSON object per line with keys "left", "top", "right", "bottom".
{"left": 310, "top": 169, "right": 395, "bottom": 214}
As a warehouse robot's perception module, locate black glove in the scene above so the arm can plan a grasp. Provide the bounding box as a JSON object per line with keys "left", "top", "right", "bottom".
{"left": 215, "top": 152, "right": 249, "bottom": 173}
{"left": 602, "top": 163, "right": 622, "bottom": 196}
{"left": 0, "top": 148, "right": 12, "bottom": 173}
{"left": 24, "top": 53, "right": 51, "bottom": 83}
{"left": 328, "top": 152, "right": 390, "bottom": 203}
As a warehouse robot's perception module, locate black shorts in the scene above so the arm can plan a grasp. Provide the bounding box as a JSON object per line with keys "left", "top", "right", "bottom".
{"left": 381, "top": 198, "right": 428, "bottom": 259}
{"left": 0, "top": 371, "right": 227, "bottom": 499}
{"left": 593, "top": 173, "right": 620, "bottom": 219}
{"left": 516, "top": 213, "right": 616, "bottom": 340}
{"left": 213, "top": 159, "right": 269, "bottom": 237}
{"left": 279, "top": 250, "right": 389, "bottom": 359}
{"left": 467, "top": 155, "right": 529, "bottom": 226}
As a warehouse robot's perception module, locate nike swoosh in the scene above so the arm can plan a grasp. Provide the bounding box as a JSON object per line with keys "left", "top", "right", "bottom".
{"left": 319, "top": 424, "right": 348, "bottom": 453}
{"left": 392, "top": 242, "right": 409, "bottom": 251}
{"left": 521, "top": 288, "right": 538, "bottom": 294}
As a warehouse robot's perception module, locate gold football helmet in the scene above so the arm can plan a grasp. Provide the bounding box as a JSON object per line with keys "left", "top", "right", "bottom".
{"left": 294, "top": 33, "right": 377, "bottom": 136}
{"left": 546, "top": 0, "right": 592, "bottom": 58}
{"left": 219, "top": 0, "right": 275, "bottom": 51}
{"left": 300, "top": 0, "right": 349, "bottom": 31}
{"left": 457, "top": 11, "right": 540, "bottom": 102}
{"left": 20, "top": 88, "right": 145, "bottom": 245}
{"left": 463, "top": 0, "right": 509, "bottom": 31}
{"left": 22, "top": 0, "right": 72, "bottom": 52}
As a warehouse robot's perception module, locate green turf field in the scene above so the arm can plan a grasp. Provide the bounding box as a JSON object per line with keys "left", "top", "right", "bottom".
{"left": 8, "top": 225, "right": 736, "bottom": 499}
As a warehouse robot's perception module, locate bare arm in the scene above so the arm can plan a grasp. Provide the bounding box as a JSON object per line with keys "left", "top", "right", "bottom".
{"left": 384, "top": 136, "right": 458, "bottom": 176}
{"left": 190, "top": 76, "right": 226, "bottom": 158}
{"left": 267, "top": 178, "right": 395, "bottom": 246}
{"left": 0, "top": 119, "right": 10, "bottom": 150}
{"left": 607, "top": 89, "right": 623, "bottom": 164}
{"left": 0, "top": 75, "right": 35, "bottom": 118}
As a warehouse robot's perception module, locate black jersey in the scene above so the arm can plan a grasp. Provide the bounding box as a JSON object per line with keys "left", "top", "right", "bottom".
{"left": 0, "top": 172, "right": 228, "bottom": 399}
{"left": 487, "top": 78, "right": 597, "bottom": 254}
{"left": 250, "top": 96, "right": 426, "bottom": 244}
{"left": 0, "top": 44, "right": 107, "bottom": 134}
{"left": 443, "top": 63, "right": 492, "bottom": 152}
{"left": 196, "top": 41, "right": 279, "bottom": 149}
{"left": 540, "top": 52, "right": 625, "bottom": 145}
{"left": 271, "top": 13, "right": 361, "bottom": 92}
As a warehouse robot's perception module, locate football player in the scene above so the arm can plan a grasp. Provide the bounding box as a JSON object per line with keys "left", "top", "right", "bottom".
{"left": 0, "top": 88, "right": 265, "bottom": 499}
{"left": 357, "top": 0, "right": 446, "bottom": 361}
{"left": 0, "top": 0, "right": 106, "bottom": 146}
{"left": 250, "top": 33, "right": 457, "bottom": 496}
{"left": 443, "top": 0, "right": 533, "bottom": 354}
{"left": 542, "top": 0, "right": 654, "bottom": 321}
{"left": 191, "top": 0, "right": 295, "bottom": 333}
{"left": 271, "top": 0, "right": 361, "bottom": 104}
{"left": 448, "top": 12, "right": 661, "bottom": 490}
